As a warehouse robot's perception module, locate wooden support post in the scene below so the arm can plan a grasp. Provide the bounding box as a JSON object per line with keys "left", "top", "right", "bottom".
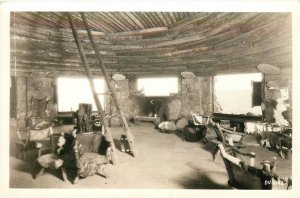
{"left": 81, "top": 12, "right": 138, "bottom": 157}
{"left": 67, "top": 13, "right": 119, "bottom": 165}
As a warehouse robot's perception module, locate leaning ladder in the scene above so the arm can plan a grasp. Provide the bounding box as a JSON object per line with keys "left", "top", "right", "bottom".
{"left": 68, "top": 13, "right": 138, "bottom": 163}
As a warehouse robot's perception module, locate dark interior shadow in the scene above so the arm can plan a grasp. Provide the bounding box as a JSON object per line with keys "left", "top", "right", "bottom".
{"left": 175, "top": 172, "right": 231, "bottom": 189}
{"left": 172, "top": 129, "right": 219, "bottom": 161}
{"left": 199, "top": 141, "right": 219, "bottom": 160}
{"left": 184, "top": 162, "right": 231, "bottom": 189}
{"left": 13, "top": 161, "right": 32, "bottom": 173}
{"left": 13, "top": 160, "right": 40, "bottom": 179}
{"left": 38, "top": 168, "right": 67, "bottom": 182}
{"left": 173, "top": 131, "right": 185, "bottom": 141}
{"left": 173, "top": 165, "right": 231, "bottom": 189}
{"left": 64, "top": 169, "right": 78, "bottom": 183}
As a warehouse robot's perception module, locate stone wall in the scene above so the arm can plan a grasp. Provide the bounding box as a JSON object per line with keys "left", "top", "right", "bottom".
{"left": 106, "top": 79, "right": 131, "bottom": 126}
{"left": 180, "top": 76, "right": 214, "bottom": 117}
{"left": 12, "top": 75, "right": 214, "bottom": 127}
{"left": 26, "top": 77, "right": 57, "bottom": 116}
{"left": 15, "top": 77, "right": 27, "bottom": 128}
{"left": 103, "top": 75, "right": 214, "bottom": 125}
{"left": 12, "top": 69, "right": 292, "bottom": 128}
{"left": 263, "top": 68, "right": 292, "bottom": 123}
{"left": 264, "top": 68, "right": 292, "bottom": 100}
{"left": 14, "top": 76, "right": 57, "bottom": 128}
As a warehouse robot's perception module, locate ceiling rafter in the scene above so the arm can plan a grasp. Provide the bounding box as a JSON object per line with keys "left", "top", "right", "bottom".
{"left": 11, "top": 12, "right": 292, "bottom": 76}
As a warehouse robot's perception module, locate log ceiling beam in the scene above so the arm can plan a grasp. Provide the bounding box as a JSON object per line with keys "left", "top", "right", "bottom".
{"left": 10, "top": 12, "right": 292, "bottom": 75}
{"left": 107, "top": 27, "right": 168, "bottom": 37}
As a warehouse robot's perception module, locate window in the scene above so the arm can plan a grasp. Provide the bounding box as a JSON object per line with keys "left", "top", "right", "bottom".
{"left": 57, "top": 77, "right": 105, "bottom": 112}
{"left": 137, "top": 77, "right": 178, "bottom": 96}
{"left": 214, "top": 73, "right": 262, "bottom": 115}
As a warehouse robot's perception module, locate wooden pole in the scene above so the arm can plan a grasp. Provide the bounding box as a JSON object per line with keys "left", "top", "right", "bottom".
{"left": 67, "top": 13, "right": 119, "bottom": 165}
{"left": 81, "top": 12, "right": 138, "bottom": 157}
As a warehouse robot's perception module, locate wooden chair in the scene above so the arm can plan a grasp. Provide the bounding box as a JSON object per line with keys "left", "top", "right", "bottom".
{"left": 210, "top": 119, "right": 244, "bottom": 144}
{"left": 35, "top": 133, "right": 67, "bottom": 181}
{"left": 16, "top": 126, "right": 53, "bottom": 162}
{"left": 29, "top": 96, "right": 50, "bottom": 117}
{"left": 19, "top": 96, "right": 54, "bottom": 162}
{"left": 16, "top": 128, "right": 31, "bottom": 160}
{"left": 72, "top": 132, "right": 112, "bottom": 184}
{"left": 35, "top": 132, "right": 112, "bottom": 184}
{"left": 217, "top": 143, "right": 291, "bottom": 189}
{"left": 210, "top": 119, "right": 245, "bottom": 161}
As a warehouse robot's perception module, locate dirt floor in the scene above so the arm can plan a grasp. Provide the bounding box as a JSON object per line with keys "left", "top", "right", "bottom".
{"left": 9, "top": 122, "right": 292, "bottom": 189}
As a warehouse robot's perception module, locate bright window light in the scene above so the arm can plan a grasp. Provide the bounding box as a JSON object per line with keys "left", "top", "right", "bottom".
{"left": 137, "top": 77, "right": 178, "bottom": 96}
{"left": 57, "top": 77, "right": 105, "bottom": 112}
{"left": 215, "top": 73, "right": 262, "bottom": 115}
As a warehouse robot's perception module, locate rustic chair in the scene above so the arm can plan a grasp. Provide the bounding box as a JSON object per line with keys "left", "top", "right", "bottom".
{"left": 16, "top": 128, "right": 31, "bottom": 160}
{"left": 72, "top": 132, "right": 112, "bottom": 184}
{"left": 217, "top": 143, "right": 291, "bottom": 189}
{"left": 35, "top": 132, "right": 112, "bottom": 184}
{"left": 210, "top": 119, "right": 244, "bottom": 144}
{"left": 29, "top": 96, "right": 50, "bottom": 117}
{"left": 209, "top": 119, "right": 245, "bottom": 161}
{"left": 35, "top": 133, "right": 67, "bottom": 181}
{"left": 17, "top": 96, "right": 54, "bottom": 162}
{"left": 16, "top": 126, "right": 53, "bottom": 162}
{"left": 26, "top": 96, "right": 54, "bottom": 132}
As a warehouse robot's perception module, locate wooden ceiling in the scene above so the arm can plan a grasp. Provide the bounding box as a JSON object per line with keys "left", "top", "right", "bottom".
{"left": 10, "top": 12, "right": 292, "bottom": 77}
